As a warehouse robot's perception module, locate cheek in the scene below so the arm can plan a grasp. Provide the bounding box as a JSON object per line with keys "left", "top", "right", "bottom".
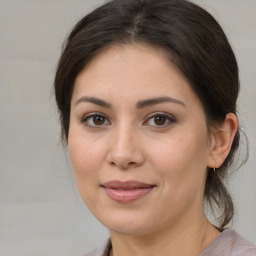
{"left": 68, "top": 130, "right": 104, "bottom": 193}
{"left": 148, "top": 136, "right": 209, "bottom": 218}
{"left": 149, "top": 129, "right": 210, "bottom": 189}
{"left": 68, "top": 138, "right": 104, "bottom": 212}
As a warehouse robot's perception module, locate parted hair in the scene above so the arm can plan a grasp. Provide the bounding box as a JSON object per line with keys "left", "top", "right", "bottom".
{"left": 54, "top": 0, "right": 244, "bottom": 228}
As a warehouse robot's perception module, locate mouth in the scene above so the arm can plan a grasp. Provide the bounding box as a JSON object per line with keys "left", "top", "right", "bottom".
{"left": 101, "top": 180, "right": 156, "bottom": 203}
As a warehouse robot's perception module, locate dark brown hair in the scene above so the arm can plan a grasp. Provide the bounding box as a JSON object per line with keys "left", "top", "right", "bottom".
{"left": 54, "top": 0, "right": 243, "bottom": 228}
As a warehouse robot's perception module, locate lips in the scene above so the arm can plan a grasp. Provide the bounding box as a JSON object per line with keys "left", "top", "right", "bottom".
{"left": 101, "top": 180, "right": 156, "bottom": 203}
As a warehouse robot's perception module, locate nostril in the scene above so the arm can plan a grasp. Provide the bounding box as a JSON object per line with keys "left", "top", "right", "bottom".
{"left": 128, "top": 161, "right": 136, "bottom": 166}
{"left": 106, "top": 145, "right": 145, "bottom": 169}
{"left": 110, "top": 161, "right": 116, "bottom": 166}
{"left": 109, "top": 160, "right": 137, "bottom": 169}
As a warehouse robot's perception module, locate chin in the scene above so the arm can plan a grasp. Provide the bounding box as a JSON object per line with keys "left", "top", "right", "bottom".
{"left": 95, "top": 210, "right": 158, "bottom": 236}
{"left": 107, "top": 222, "right": 152, "bottom": 236}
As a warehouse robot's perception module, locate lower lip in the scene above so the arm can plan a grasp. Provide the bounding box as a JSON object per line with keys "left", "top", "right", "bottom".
{"left": 103, "top": 187, "right": 155, "bottom": 203}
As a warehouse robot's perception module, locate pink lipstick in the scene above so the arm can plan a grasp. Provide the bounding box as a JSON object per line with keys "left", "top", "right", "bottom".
{"left": 101, "top": 180, "right": 156, "bottom": 203}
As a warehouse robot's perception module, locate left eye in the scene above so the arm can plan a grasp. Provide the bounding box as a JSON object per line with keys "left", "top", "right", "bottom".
{"left": 144, "top": 113, "right": 176, "bottom": 127}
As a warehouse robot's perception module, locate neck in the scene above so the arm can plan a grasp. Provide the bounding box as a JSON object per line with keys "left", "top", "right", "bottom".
{"left": 109, "top": 214, "right": 220, "bottom": 256}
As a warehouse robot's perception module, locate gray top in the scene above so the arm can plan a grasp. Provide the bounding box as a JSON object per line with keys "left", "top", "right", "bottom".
{"left": 83, "top": 229, "right": 256, "bottom": 256}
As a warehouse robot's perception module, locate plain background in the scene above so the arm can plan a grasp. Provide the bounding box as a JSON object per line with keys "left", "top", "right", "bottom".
{"left": 0, "top": 0, "right": 255, "bottom": 255}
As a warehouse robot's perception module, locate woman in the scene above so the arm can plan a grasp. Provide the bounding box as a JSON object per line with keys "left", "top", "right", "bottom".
{"left": 54, "top": 0, "right": 256, "bottom": 255}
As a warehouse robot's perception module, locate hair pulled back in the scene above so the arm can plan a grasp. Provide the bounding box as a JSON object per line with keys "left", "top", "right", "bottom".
{"left": 55, "top": 0, "right": 242, "bottom": 228}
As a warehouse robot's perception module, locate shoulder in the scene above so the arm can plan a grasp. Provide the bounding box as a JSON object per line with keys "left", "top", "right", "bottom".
{"left": 228, "top": 229, "right": 256, "bottom": 256}
{"left": 82, "top": 239, "right": 111, "bottom": 256}
{"left": 200, "top": 229, "right": 256, "bottom": 256}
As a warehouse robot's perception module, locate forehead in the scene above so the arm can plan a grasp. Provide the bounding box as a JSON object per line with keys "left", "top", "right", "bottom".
{"left": 72, "top": 44, "right": 199, "bottom": 107}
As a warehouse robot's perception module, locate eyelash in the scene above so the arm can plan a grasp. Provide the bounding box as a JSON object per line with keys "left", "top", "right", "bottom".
{"left": 144, "top": 112, "right": 176, "bottom": 127}
{"left": 80, "top": 112, "right": 110, "bottom": 128}
{"left": 80, "top": 112, "right": 176, "bottom": 128}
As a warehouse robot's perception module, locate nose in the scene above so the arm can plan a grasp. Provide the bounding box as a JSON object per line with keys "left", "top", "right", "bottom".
{"left": 106, "top": 125, "right": 145, "bottom": 169}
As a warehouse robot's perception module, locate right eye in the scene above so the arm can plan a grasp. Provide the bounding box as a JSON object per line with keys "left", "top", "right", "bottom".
{"left": 81, "top": 113, "right": 110, "bottom": 128}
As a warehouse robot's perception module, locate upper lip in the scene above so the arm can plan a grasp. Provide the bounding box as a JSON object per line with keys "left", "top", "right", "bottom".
{"left": 101, "top": 180, "right": 156, "bottom": 189}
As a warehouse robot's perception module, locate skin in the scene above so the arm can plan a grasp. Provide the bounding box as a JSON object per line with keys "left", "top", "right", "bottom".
{"left": 68, "top": 44, "right": 238, "bottom": 256}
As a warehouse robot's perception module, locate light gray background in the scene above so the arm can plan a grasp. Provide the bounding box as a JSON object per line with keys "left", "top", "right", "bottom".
{"left": 0, "top": 1, "right": 255, "bottom": 255}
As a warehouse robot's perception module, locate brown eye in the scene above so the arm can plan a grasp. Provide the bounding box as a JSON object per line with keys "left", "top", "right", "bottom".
{"left": 144, "top": 113, "right": 176, "bottom": 127}
{"left": 154, "top": 116, "right": 167, "bottom": 126}
{"left": 81, "top": 113, "right": 110, "bottom": 128}
{"left": 93, "top": 116, "right": 105, "bottom": 125}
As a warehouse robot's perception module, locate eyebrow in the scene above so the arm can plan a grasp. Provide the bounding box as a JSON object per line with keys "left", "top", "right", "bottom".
{"left": 136, "top": 97, "right": 186, "bottom": 108}
{"left": 75, "top": 96, "right": 185, "bottom": 109}
{"left": 75, "top": 96, "right": 112, "bottom": 108}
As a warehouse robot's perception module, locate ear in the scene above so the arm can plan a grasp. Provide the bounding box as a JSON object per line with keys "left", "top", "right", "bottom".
{"left": 207, "top": 113, "right": 238, "bottom": 169}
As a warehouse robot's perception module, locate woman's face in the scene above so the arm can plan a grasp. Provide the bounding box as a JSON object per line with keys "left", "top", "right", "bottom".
{"left": 69, "top": 44, "right": 214, "bottom": 236}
